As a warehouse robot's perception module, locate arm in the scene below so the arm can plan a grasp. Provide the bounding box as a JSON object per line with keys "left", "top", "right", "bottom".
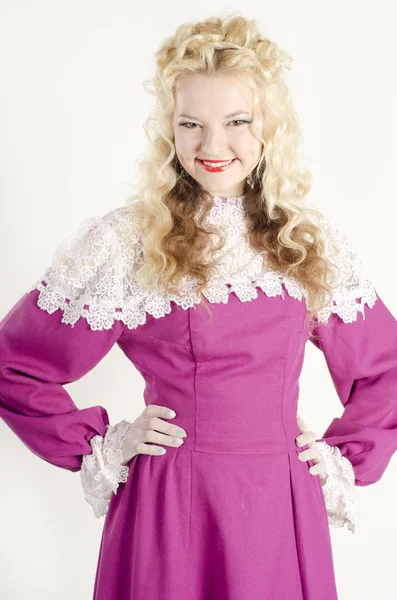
{"left": 307, "top": 219, "right": 397, "bottom": 533}
{"left": 0, "top": 210, "right": 134, "bottom": 517}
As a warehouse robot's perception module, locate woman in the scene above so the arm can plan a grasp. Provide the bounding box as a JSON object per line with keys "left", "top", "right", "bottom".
{"left": 1, "top": 14, "right": 395, "bottom": 600}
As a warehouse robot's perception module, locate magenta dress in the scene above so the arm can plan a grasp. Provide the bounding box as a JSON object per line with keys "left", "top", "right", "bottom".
{"left": 1, "top": 197, "right": 397, "bottom": 600}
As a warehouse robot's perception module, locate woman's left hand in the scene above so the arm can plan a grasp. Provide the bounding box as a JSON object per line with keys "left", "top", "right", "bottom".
{"left": 296, "top": 413, "right": 327, "bottom": 484}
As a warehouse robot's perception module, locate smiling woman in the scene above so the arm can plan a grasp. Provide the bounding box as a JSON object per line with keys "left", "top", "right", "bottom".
{"left": 1, "top": 11, "right": 396, "bottom": 600}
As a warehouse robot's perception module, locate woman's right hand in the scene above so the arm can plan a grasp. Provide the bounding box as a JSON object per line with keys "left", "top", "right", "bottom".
{"left": 121, "top": 404, "right": 187, "bottom": 466}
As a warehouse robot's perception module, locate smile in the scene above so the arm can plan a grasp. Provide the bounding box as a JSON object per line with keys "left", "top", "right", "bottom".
{"left": 196, "top": 158, "right": 237, "bottom": 172}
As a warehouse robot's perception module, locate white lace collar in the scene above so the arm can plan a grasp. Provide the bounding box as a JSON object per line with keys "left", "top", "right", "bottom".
{"left": 26, "top": 197, "right": 377, "bottom": 331}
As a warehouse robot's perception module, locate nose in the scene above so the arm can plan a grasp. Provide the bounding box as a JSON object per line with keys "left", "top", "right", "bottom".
{"left": 199, "top": 127, "right": 228, "bottom": 158}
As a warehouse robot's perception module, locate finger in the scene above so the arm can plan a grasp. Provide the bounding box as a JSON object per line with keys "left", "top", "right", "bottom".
{"left": 296, "top": 431, "right": 315, "bottom": 447}
{"left": 298, "top": 447, "right": 320, "bottom": 462}
{"left": 308, "top": 459, "right": 327, "bottom": 477}
{"left": 145, "top": 404, "right": 176, "bottom": 419}
{"left": 136, "top": 440, "right": 167, "bottom": 456}
{"left": 297, "top": 447, "right": 327, "bottom": 477}
{"left": 296, "top": 430, "right": 317, "bottom": 447}
{"left": 142, "top": 428, "right": 185, "bottom": 449}
{"left": 146, "top": 416, "right": 186, "bottom": 438}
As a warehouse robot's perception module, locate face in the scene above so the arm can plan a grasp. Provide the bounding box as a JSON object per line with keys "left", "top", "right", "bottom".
{"left": 173, "top": 74, "right": 264, "bottom": 198}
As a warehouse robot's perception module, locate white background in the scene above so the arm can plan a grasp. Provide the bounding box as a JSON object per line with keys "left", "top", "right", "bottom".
{"left": 1, "top": 1, "right": 396, "bottom": 598}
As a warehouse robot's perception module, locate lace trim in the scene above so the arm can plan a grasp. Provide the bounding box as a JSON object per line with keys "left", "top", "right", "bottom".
{"left": 315, "top": 220, "right": 377, "bottom": 323}
{"left": 26, "top": 199, "right": 377, "bottom": 331}
{"left": 80, "top": 419, "right": 133, "bottom": 518}
{"left": 313, "top": 441, "right": 358, "bottom": 534}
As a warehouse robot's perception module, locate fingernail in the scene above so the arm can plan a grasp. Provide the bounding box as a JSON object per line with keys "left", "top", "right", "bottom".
{"left": 168, "top": 410, "right": 176, "bottom": 418}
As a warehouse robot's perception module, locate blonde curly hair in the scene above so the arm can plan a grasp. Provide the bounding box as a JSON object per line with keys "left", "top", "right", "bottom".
{"left": 126, "top": 12, "right": 340, "bottom": 335}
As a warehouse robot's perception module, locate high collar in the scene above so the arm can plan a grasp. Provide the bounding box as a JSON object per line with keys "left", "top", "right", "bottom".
{"left": 204, "top": 195, "right": 246, "bottom": 225}
{"left": 210, "top": 195, "right": 245, "bottom": 206}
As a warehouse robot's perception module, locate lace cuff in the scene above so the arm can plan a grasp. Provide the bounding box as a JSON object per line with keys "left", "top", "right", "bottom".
{"left": 313, "top": 441, "right": 359, "bottom": 534}
{"left": 80, "top": 419, "right": 133, "bottom": 518}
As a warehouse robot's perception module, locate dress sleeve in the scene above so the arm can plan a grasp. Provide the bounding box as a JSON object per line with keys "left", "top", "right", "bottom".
{"left": 307, "top": 218, "right": 397, "bottom": 534}
{"left": 0, "top": 209, "right": 135, "bottom": 517}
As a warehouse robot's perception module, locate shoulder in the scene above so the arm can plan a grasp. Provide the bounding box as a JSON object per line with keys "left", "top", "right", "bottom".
{"left": 26, "top": 202, "right": 145, "bottom": 327}
{"left": 52, "top": 202, "right": 143, "bottom": 274}
{"left": 321, "top": 215, "right": 363, "bottom": 295}
{"left": 314, "top": 213, "right": 377, "bottom": 323}
{"left": 101, "top": 201, "right": 143, "bottom": 240}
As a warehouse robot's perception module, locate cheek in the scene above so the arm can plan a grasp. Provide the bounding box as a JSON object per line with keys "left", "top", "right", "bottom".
{"left": 174, "top": 132, "right": 196, "bottom": 157}
{"left": 245, "top": 133, "right": 263, "bottom": 160}
{"left": 238, "top": 138, "right": 262, "bottom": 161}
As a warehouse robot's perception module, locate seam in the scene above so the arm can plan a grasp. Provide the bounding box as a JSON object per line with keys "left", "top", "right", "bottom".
{"left": 280, "top": 325, "right": 297, "bottom": 448}
{"left": 177, "top": 446, "right": 289, "bottom": 455}
{"left": 188, "top": 449, "right": 192, "bottom": 556}
{"left": 187, "top": 307, "right": 197, "bottom": 451}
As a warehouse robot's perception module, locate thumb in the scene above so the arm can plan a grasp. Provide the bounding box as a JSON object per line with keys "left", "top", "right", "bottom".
{"left": 297, "top": 412, "right": 309, "bottom": 433}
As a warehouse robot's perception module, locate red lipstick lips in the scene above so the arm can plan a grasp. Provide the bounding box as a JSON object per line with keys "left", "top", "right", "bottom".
{"left": 196, "top": 158, "right": 237, "bottom": 173}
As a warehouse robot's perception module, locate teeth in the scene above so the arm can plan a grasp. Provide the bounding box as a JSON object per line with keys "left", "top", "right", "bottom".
{"left": 202, "top": 159, "right": 234, "bottom": 167}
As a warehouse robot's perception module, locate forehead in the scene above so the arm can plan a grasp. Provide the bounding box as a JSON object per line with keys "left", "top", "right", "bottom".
{"left": 175, "top": 74, "right": 253, "bottom": 117}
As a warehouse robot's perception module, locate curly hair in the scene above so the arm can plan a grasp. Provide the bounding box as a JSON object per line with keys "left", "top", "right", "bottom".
{"left": 125, "top": 12, "right": 340, "bottom": 336}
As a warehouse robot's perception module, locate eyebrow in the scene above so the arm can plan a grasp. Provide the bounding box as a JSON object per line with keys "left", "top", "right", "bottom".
{"left": 178, "top": 110, "right": 251, "bottom": 120}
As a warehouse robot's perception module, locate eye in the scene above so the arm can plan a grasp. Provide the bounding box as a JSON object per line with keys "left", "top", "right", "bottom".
{"left": 179, "top": 122, "right": 200, "bottom": 129}
{"left": 229, "top": 120, "right": 251, "bottom": 126}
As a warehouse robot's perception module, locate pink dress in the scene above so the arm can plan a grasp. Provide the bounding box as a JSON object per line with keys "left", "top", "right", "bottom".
{"left": 1, "top": 196, "right": 396, "bottom": 599}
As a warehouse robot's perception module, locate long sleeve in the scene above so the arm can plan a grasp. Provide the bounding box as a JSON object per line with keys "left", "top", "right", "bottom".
{"left": 308, "top": 218, "right": 397, "bottom": 533}
{"left": 0, "top": 209, "right": 134, "bottom": 517}
{"left": 80, "top": 419, "right": 134, "bottom": 517}
{"left": 313, "top": 439, "right": 358, "bottom": 533}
